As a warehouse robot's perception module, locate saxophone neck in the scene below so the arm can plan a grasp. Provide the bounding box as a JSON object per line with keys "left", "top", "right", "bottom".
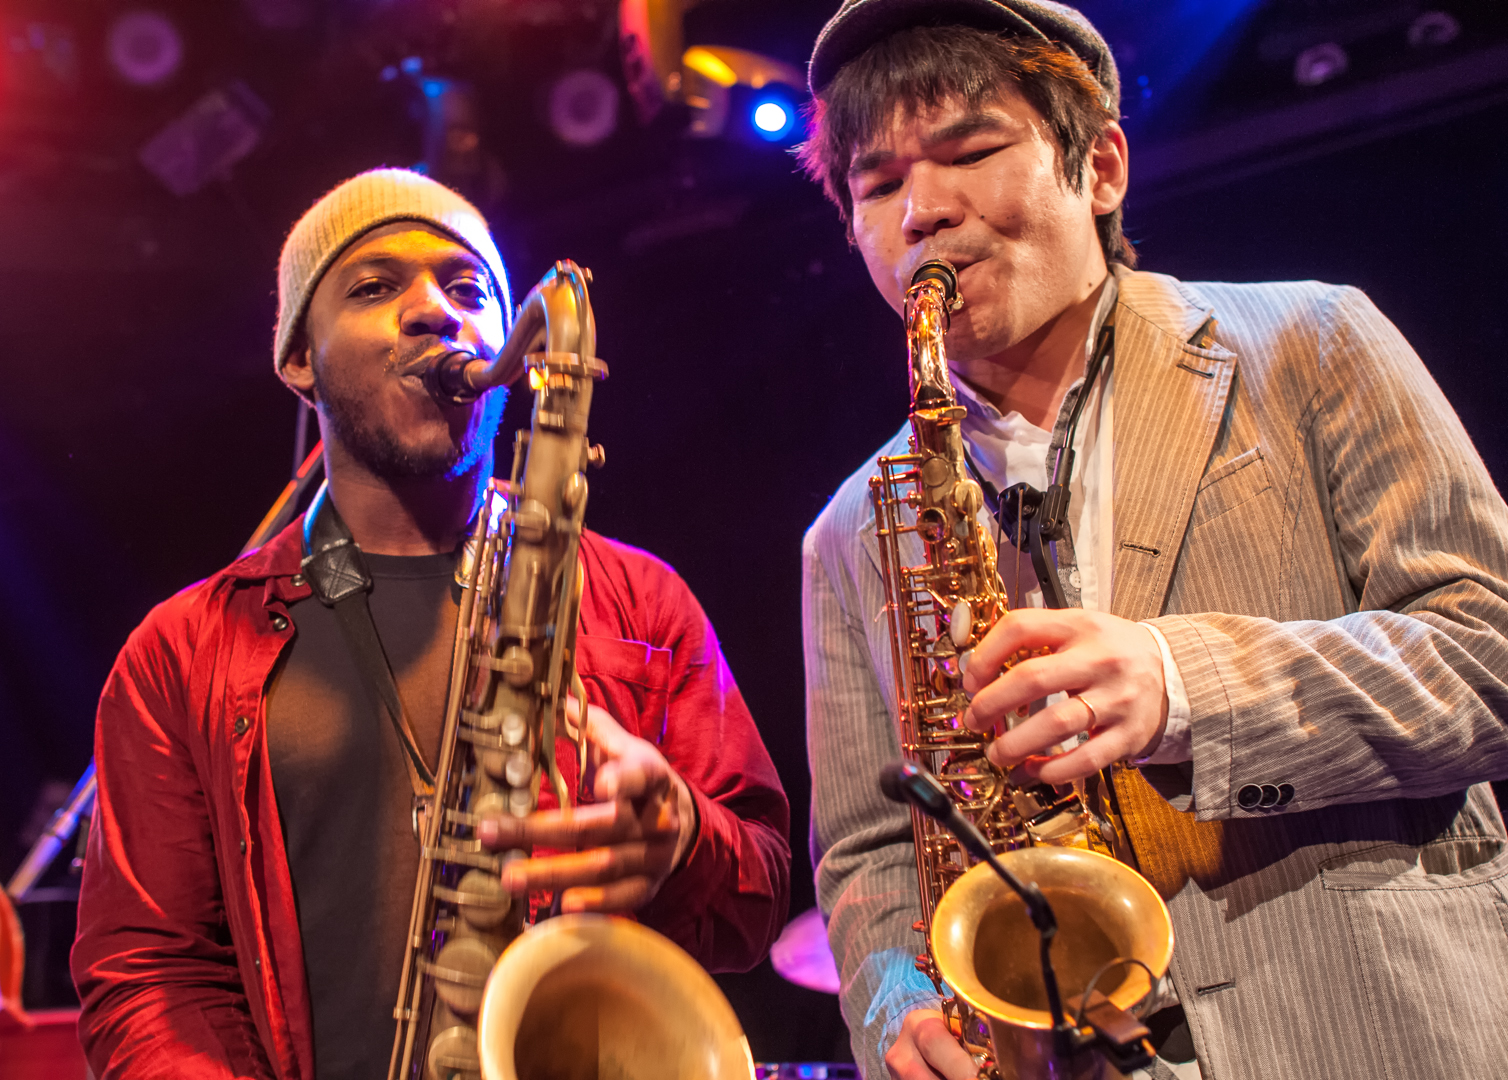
{"left": 905, "top": 259, "right": 962, "bottom": 413}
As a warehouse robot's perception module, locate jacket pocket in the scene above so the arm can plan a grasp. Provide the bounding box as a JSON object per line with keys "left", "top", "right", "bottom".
{"left": 1321, "top": 837, "right": 1508, "bottom": 1071}
{"left": 574, "top": 634, "right": 672, "bottom": 744}
{"left": 1189, "top": 447, "right": 1273, "bottom": 529}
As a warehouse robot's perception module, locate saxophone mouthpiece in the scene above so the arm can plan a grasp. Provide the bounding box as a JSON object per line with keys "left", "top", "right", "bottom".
{"left": 909, "top": 260, "right": 963, "bottom": 311}
{"left": 425, "top": 349, "right": 490, "bottom": 405}
{"left": 910, "top": 259, "right": 958, "bottom": 294}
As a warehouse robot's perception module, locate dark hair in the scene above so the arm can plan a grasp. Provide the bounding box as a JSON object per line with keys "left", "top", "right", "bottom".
{"left": 796, "top": 25, "right": 1135, "bottom": 268}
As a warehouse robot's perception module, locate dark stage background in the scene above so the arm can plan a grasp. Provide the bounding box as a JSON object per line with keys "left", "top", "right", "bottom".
{"left": 2, "top": 0, "right": 1506, "bottom": 1065}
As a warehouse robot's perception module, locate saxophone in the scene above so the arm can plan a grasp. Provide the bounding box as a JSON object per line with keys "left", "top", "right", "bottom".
{"left": 869, "top": 261, "right": 1172, "bottom": 1079}
{"left": 390, "top": 261, "right": 752, "bottom": 1080}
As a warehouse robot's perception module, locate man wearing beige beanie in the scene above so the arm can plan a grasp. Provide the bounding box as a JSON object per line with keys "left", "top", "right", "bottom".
{"left": 71, "top": 168, "right": 791, "bottom": 1079}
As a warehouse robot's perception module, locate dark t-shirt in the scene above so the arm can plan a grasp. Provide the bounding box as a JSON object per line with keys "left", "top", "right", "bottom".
{"left": 266, "top": 551, "right": 457, "bottom": 1080}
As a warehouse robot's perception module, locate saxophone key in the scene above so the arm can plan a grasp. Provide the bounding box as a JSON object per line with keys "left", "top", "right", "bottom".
{"left": 425, "top": 936, "right": 498, "bottom": 1015}
{"left": 949, "top": 600, "right": 973, "bottom": 648}
{"left": 425, "top": 1027, "right": 480, "bottom": 1080}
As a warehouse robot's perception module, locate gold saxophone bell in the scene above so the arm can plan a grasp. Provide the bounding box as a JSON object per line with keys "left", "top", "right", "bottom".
{"left": 475, "top": 913, "right": 755, "bottom": 1080}
{"left": 931, "top": 849, "right": 1174, "bottom": 1080}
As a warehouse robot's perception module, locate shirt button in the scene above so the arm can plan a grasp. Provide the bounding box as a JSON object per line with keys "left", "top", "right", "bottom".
{"left": 239, "top": 839, "right": 247, "bottom": 854}
{"left": 233, "top": 716, "right": 249, "bottom": 735}
{"left": 1237, "top": 784, "right": 1263, "bottom": 810}
{"left": 271, "top": 613, "right": 289, "bottom": 631}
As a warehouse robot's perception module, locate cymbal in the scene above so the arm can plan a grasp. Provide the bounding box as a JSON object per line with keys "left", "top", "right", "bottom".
{"left": 770, "top": 906, "right": 839, "bottom": 994}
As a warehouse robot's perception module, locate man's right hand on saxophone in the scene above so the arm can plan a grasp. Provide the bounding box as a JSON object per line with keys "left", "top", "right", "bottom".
{"left": 961, "top": 609, "right": 1170, "bottom": 787}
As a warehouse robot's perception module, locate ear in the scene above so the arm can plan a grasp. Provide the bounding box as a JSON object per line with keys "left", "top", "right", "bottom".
{"left": 1087, "top": 120, "right": 1130, "bottom": 217}
{"left": 279, "top": 330, "right": 318, "bottom": 405}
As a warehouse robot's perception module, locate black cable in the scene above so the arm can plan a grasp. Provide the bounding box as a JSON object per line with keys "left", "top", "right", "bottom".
{"left": 1070, "top": 955, "right": 1158, "bottom": 1030}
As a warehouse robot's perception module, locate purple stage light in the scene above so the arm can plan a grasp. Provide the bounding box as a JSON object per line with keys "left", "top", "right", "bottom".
{"left": 107, "top": 10, "right": 183, "bottom": 88}
{"left": 1293, "top": 42, "right": 1348, "bottom": 87}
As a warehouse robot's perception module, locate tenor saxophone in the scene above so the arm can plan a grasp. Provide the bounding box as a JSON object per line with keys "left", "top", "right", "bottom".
{"left": 390, "top": 261, "right": 752, "bottom": 1080}
{"left": 869, "top": 260, "right": 1172, "bottom": 1079}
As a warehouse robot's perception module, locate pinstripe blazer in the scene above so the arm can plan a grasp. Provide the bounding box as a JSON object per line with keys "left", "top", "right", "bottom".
{"left": 803, "top": 271, "right": 1508, "bottom": 1080}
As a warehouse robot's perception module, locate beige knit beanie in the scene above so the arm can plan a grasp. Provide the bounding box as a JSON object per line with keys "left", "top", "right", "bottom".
{"left": 273, "top": 167, "right": 512, "bottom": 374}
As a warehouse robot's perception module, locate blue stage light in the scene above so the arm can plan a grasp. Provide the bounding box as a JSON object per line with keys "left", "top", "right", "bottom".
{"left": 752, "top": 99, "right": 793, "bottom": 140}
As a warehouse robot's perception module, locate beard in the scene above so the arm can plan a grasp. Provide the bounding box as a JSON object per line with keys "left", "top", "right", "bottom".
{"left": 312, "top": 361, "right": 508, "bottom": 481}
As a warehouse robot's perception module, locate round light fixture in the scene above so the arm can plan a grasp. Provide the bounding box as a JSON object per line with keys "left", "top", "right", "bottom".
{"left": 751, "top": 98, "right": 794, "bottom": 141}
{"left": 1293, "top": 42, "right": 1348, "bottom": 87}
{"left": 107, "top": 10, "right": 183, "bottom": 87}
{"left": 1408, "top": 11, "right": 1461, "bottom": 48}
{"left": 548, "top": 69, "right": 620, "bottom": 148}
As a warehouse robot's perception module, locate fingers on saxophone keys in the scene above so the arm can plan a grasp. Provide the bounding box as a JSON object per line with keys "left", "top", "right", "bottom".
{"left": 560, "top": 877, "right": 654, "bottom": 915}
{"left": 500, "top": 842, "right": 650, "bottom": 895}
{"left": 1027, "top": 731, "right": 1130, "bottom": 787}
{"left": 479, "top": 801, "right": 620, "bottom": 850}
{"left": 961, "top": 608, "right": 1060, "bottom": 694}
{"left": 983, "top": 696, "right": 1095, "bottom": 767}
{"left": 961, "top": 651, "right": 1066, "bottom": 732}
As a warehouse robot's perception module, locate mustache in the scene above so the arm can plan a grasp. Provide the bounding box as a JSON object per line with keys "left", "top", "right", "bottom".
{"left": 901, "top": 247, "right": 990, "bottom": 284}
{"left": 392, "top": 342, "right": 482, "bottom": 379}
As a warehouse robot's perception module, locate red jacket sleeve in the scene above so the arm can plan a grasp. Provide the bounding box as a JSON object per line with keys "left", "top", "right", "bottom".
{"left": 71, "top": 601, "right": 274, "bottom": 1080}
{"left": 631, "top": 569, "right": 792, "bottom": 973}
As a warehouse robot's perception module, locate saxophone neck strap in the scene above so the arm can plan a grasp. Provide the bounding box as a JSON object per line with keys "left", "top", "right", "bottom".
{"left": 301, "top": 483, "right": 437, "bottom": 799}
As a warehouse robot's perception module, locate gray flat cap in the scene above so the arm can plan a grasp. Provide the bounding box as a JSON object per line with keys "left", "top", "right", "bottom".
{"left": 808, "top": 0, "right": 1119, "bottom": 113}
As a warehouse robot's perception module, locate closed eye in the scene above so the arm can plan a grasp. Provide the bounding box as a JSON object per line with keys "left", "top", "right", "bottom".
{"left": 952, "top": 144, "right": 1005, "bottom": 166}
{"left": 858, "top": 176, "right": 902, "bottom": 202}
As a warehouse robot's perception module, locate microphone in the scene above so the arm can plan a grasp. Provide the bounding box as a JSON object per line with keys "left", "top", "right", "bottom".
{"left": 879, "top": 760, "right": 1070, "bottom": 1035}
{"left": 880, "top": 761, "right": 1056, "bottom": 934}
{"left": 879, "top": 760, "right": 1158, "bottom": 1070}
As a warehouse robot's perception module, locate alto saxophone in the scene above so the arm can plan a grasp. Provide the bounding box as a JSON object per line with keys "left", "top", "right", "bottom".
{"left": 869, "top": 260, "right": 1171, "bottom": 1078}
{"left": 390, "top": 261, "right": 752, "bottom": 1080}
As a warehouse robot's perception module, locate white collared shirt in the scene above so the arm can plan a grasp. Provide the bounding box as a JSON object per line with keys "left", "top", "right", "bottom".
{"left": 953, "top": 273, "right": 1192, "bottom": 763}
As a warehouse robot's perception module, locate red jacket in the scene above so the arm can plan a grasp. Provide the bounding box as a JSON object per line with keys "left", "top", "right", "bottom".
{"left": 71, "top": 521, "right": 790, "bottom": 1079}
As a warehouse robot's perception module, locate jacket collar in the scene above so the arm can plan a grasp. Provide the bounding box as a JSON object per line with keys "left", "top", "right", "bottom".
{"left": 1109, "top": 271, "right": 1237, "bottom": 621}
{"left": 227, "top": 518, "right": 305, "bottom": 578}
{"left": 852, "top": 271, "right": 1237, "bottom": 622}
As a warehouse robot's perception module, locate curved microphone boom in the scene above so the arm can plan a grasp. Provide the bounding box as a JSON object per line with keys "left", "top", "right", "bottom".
{"left": 881, "top": 759, "right": 1163, "bottom": 1074}
{"left": 880, "top": 761, "right": 1068, "bottom": 1030}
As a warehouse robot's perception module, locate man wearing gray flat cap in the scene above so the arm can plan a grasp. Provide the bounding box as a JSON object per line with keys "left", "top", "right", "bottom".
{"left": 799, "top": 2, "right": 1508, "bottom": 1079}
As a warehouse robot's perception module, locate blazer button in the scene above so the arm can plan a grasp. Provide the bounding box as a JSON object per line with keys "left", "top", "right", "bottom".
{"left": 1277, "top": 783, "right": 1295, "bottom": 806}
{"left": 271, "top": 613, "right": 289, "bottom": 631}
{"left": 1259, "top": 784, "right": 1281, "bottom": 807}
{"left": 233, "top": 716, "right": 249, "bottom": 736}
{"left": 1237, "top": 784, "right": 1263, "bottom": 809}
{"left": 290, "top": 573, "right": 305, "bottom": 587}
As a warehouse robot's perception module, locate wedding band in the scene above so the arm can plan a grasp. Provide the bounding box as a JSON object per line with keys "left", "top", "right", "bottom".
{"left": 1073, "top": 693, "right": 1098, "bottom": 729}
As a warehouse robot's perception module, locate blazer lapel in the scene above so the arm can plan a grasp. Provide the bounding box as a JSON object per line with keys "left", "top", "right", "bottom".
{"left": 1110, "top": 274, "right": 1237, "bottom": 622}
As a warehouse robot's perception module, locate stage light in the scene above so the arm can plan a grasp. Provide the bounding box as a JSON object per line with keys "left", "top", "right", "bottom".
{"left": 548, "top": 69, "right": 620, "bottom": 148}
{"left": 752, "top": 100, "right": 792, "bottom": 140}
{"left": 679, "top": 45, "right": 804, "bottom": 142}
{"left": 1293, "top": 42, "right": 1348, "bottom": 87}
{"left": 139, "top": 82, "right": 269, "bottom": 196}
{"left": 1408, "top": 11, "right": 1460, "bottom": 48}
{"left": 107, "top": 10, "right": 182, "bottom": 87}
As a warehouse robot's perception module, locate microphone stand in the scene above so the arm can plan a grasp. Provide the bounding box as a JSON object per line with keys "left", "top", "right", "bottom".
{"left": 880, "top": 760, "right": 1153, "bottom": 1066}
{"left": 9, "top": 438, "right": 332, "bottom": 903}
